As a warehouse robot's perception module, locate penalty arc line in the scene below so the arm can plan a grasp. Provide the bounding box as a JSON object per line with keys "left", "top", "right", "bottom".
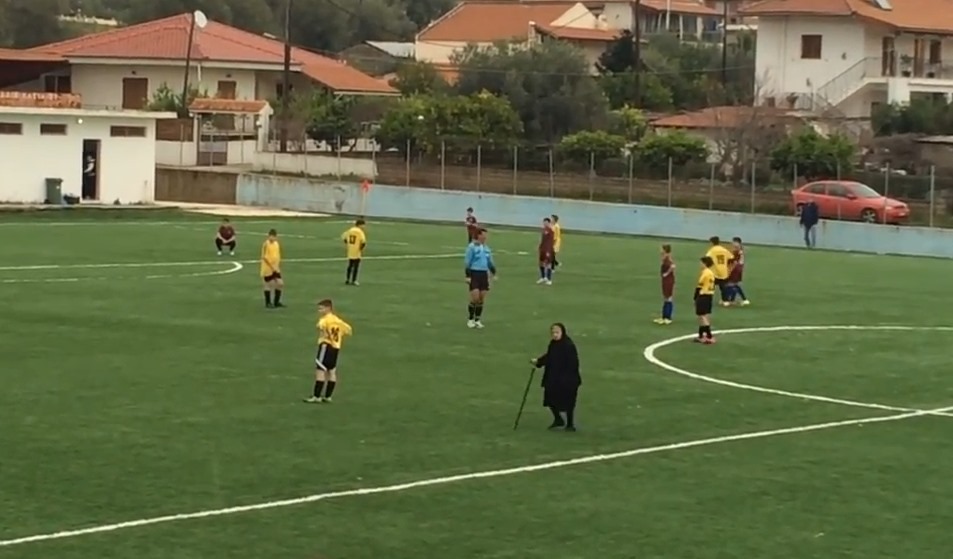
{"left": 643, "top": 325, "right": 953, "bottom": 418}
{"left": 0, "top": 261, "right": 245, "bottom": 284}
{"left": 1, "top": 404, "right": 951, "bottom": 548}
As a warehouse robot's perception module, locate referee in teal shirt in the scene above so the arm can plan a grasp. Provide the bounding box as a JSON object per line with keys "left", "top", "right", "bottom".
{"left": 465, "top": 228, "right": 496, "bottom": 329}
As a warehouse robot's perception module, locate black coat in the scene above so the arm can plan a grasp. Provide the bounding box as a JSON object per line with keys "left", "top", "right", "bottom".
{"left": 800, "top": 201, "right": 819, "bottom": 227}
{"left": 534, "top": 336, "right": 581, "bottom": 412}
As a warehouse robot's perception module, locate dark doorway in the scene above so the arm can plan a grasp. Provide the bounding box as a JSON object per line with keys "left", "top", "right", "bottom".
{"left": 82, "top": 139, "right": 100, "bottom": 200}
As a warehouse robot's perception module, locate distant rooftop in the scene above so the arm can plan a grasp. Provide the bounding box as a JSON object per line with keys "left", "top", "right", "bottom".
{"left": 366, "top": 41, "right": 415, "bottom": 58}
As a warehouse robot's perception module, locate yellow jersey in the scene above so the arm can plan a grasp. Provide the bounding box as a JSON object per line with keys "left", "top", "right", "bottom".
{"left": 553, "top": 224, "right": 562, "bottom": 252}
{"left": 705, "top": 245, "right": 732, "bottom": 279}
{"left": 696, "top": 268, "right": 716, "bottom": 295}
{"left": 317, "top": 312, "right": 353, "bottom": 349}
{"left": 260, "top": 239, "right": 281, "bottom": 277}
{"left": 341, "top": 226, "right": 367, "bottom": 260}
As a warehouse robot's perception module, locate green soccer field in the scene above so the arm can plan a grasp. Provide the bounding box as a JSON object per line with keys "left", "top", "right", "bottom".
{"left": 2, "top": 210, "right": 953, "bottom": 559}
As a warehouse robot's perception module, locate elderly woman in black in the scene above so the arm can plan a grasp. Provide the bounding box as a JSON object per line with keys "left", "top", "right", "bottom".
{"left": 531, "top": 323, "right": 581, "bottom": 431}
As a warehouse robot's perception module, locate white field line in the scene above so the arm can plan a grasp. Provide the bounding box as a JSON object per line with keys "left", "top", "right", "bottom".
{"left": 643, "top": 325, "right": 953, "bottom": 418}
{"left": 0, "top": 253, "right": 460, "bottom": 272}
{"left": 0, "top": 262, "right": 245, "bottom": 284}
{"left": 2, "top": 405, "right": 951, "bottom": 548}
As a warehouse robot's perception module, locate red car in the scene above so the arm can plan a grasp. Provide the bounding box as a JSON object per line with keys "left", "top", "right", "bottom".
{"left": 791, "top": 180, "right": 909, "bottom": 224}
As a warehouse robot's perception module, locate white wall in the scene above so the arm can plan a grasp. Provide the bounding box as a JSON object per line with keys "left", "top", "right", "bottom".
{"left": 69, "top": 63, "right": 258, "bottom": 109}
{"left": 156, "top": 140, "right": 197, "bottom": 166}
{"left": 602, "top": 3, "right": 633, "bottom": 29}
{"left": 0, "top": 113, "right": 158, "bottom": 203}
{"left": 415, "top": 40, "right": 471, "bottom": 64}
{"left": 755, "top": 16, "right": 866, "bottom": 98}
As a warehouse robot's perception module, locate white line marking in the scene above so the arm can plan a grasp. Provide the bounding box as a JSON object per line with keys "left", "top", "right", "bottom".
{"left": 643, "top": 325, "right": 953, "bottom": 418}
{"left": 1, "top": 262, "right": 245, "bottom": 284}
{"left": 0, "top": 253, "right": 459, "bottom": 272}
{"left": 2, "top": 405, "right": 950, "bottom": 548}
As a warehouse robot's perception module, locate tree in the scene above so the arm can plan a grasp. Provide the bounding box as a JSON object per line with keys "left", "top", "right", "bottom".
{"left": 389, "top": 61, "right": 448, "bottom": 96}
{"left": 375, "top": 93, "right": 522, "bottom": 154}
{"left": 596, "top": 31, "right": 673, "bottom": 110}
{"left": 707, "top": 82, "right": 787, "bottom": 181}
{"left": 302, "top": 91, "right": 358, "bottom": 151}
{"left": 557, "top": 130, "right": 626, "bottom": 167}
{"left": 872, "top": 99, "right": 953, "bottom": 136}
{"left": 401, "top": 0, "right": 454, "bottom": 29}
{"left": 635, "top": 132, "right": 708, "bottom": 173}
{"left": 770, "top": 128, "right": 855, "bottom": 180}
{"left": 0, "top": 0, "right": 69, "bottom": 48}
{"left": 453, "top": 41, "right": 609, "bottom": 144}
{"left": 607, "top": 105, "right": 648, "bottom": 143}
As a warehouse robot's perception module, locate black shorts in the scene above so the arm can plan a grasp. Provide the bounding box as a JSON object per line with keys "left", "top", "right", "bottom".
{"left": 695, "top": 294, "right": 713, "bottom": 316}
{"left": 468, "top": 270, "right": 490, "bottom": 292}
{"left": 315, "top": 343, "right": 340, "bottom": 371}
{"left": 263, "top": 272, "right": 282, "bottom": 282}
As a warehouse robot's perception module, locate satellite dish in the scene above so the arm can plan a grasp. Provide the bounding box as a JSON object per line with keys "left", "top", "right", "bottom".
{"left": 193, "top": 10, "right": 208, "bottom": 29}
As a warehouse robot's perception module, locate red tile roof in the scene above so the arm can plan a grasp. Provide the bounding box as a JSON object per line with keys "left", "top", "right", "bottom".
{"left": 189, "top": 98, "right": 269, "bottom": 113}
{"left": 741, "top": 0, "right": 953, "bottom": 34}
{"left": 535, "top": 23, "right": 622, "bottom": 41}
{"left": 28, "top": 13, "right": 395, "bottom": 95}
{"left": 639, "top": 0, "right": 720, "bottom": 16}
{"left": 0, "top": 48, "right": 64, "bottom": 62}
{"left": 0, "top": 91, "right": 81, "bottom": 108}
{"left": 651, "top": 106, "right": 798, "bottom": 129}
{"left": 418, "top": 1, "right": 578, "bottom": 42}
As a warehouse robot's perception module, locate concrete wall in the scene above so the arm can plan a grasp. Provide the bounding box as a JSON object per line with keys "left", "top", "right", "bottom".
{"left": 155, "top": 167, "right": 237, "bottom": 204}
{"left": 234, "top": 174, "right": 953, "bottom": 258}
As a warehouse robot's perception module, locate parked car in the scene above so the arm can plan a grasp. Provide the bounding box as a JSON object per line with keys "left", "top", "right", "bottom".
{"left": 791, "top": 181, "right": 909, "bottom": 224}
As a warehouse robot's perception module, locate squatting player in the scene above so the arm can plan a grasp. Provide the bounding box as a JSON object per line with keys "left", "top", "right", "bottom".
{"left": 304, "top": 299, "right": 353, "bottom": 403}
{"left": 215, "top": 218, "right": 236, "bottom": 256}
{"left": 341, "top": 219, "right": 367, "bottom": 286}
{"left": 551, "top": 214, "right": 562, "bottom": 269}
{"left": 705, "top": 236, "right": 732, "bottom": 306}
{"left": 465, "top": 207, "right": 479, "bottom": 243}
{"left": 465, "top": 228, "right": 496, "bottom": 328}
{"left": 694, "top": 256, "right": 716, "bottom": 344}
{"left": 537, "top": 217, "right": 555, "bottom": 285}
{"left": 727, "top": 236, "right": 750, "bottom": 306}
{"left": 260, "top": 229, "right": 284, "bottom": 308}
{"left": 654, "top": 244, "right": 675, "bottom": 324}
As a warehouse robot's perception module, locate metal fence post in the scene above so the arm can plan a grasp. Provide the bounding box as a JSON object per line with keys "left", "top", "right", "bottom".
{"left": 440, "top": 140, "right": 446, "bottom": 190}
{"left": 512, "top": 145, "right": 518, "bottom": 195}
{"left": 627, "top": 152, "right": 634, "bottom": 204}
{"left": 708, "top": 162, "right": 715, "bottom": 210}
{"left": 929, "top": 165, "right": 936, "bottom": 228}
{"left": 476, "top": 143, "right": 482, "bottom": 192}
{"left": 336, "top": 135, "right": 342, "bottom": 179}
{"left": 883, "top": 162, "right": 890, "bottom": 224}
{"left": 404, "top": 138, "right": 411, "bottom": 187}
{"left": 667, "top": 156, "right": 673, "bottom": 207}
{"left": 548, "top": 147, "right": 555, "bottom": 198}
{"left": 588, "top": 150, "right": 595, "bottom": 201}
{"left": 750, "top": 162, "right": 756, "bottom": 213}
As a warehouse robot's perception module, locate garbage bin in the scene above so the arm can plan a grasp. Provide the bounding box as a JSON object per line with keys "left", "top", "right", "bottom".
{"left": 45, "top": 178, "right": 63, "bottom": 205}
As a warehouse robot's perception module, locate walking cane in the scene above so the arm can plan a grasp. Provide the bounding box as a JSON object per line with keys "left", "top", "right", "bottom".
{"left": 513, "top": 367, "right": 537, "bottom": 430}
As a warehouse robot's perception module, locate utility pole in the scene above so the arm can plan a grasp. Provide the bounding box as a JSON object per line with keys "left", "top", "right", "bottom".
{"left": 633, "top": 0, "right": 642, "bottom": 106}
{"left": 279, "top": 0, "right": 293, "bottom": 153}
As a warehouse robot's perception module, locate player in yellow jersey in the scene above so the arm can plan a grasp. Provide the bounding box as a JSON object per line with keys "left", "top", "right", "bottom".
{"left": 305, "top": 299, "right": 353, "bottom": 403}
{"left": 704, "top": 236, "right": 732, "bottom": 307}
{"left": 260, "top": 229, "right": 284, "bottom": 308}
{"left": 694, "top": 256, "right": 716, "bottom": 344}
{"left": 551, "top": 214, "right": 562, "bottom": 269}
{"left": 341, "top": 218, "right": 367, "bottom": 286}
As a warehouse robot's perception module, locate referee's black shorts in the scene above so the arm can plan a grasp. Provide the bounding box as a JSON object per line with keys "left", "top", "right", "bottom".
{"left": 468, "top": 270, "right": 490, "bottom": 291}
{"left": 694, "top": 294, "right": 713, "bottom": 316}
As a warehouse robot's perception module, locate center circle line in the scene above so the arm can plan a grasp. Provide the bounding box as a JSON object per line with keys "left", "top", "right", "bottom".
{"left": 642, "top": 325, "right": 953, "bottom": 418}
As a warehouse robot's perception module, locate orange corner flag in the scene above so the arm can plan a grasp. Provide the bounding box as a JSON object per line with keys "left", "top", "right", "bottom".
{"left": 361, "top": 179, "right": 372, "bottom": 192}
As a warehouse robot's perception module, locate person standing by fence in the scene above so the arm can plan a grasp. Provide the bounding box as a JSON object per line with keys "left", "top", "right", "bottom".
{"left": 800, "top": 201, "right": 819, "bottom": 248}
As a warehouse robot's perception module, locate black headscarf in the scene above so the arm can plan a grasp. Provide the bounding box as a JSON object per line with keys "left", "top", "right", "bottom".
{"left": 542, "top": 322, "right": 580, "bottom": 386}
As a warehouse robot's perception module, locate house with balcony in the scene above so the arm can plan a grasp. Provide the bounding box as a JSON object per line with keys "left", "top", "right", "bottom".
{"left": 415, "top": 1, "right": 621, "bottom": 75}
{"left": 601, "top": 0, "right": 723, "bottom": 41}
{"left": 742, "top": 0, "right": 953, "bottom": 119}
{"left": 0, "top": 12, "right": 394, "bottom": 114}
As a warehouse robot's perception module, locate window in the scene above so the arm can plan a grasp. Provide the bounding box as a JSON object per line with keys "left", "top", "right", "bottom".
{"left": 805, "top": 183, "right": 826, "bottom": 194}
{"left": 43, "top": 75, "right": 72, "bottom": 93}
{"left": 0, "top": 122, "right": 22, "bottom": 135}
{"left": 826, "top": 184, "right": 849, "bottom": 197}
{"left": 216, "top": 80, "right": 237, "bottom": 99}
{"left": 40, "top": 123, "right": 67, "bottom": 135}
{"left": 801, "top": 35, "right": 822, "bottom": 59}
{"left": 110, "top": 125, "right": 147, "bottom": 137}
{"left": 930, "top": 40, "right": 942, "bottom": 64}
{"left": 275, "top": 83, "right": 294, "bottom": 99}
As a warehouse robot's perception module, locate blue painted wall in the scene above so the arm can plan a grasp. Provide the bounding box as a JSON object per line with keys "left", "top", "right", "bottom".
{"left": 236, "top": 174, "right": 953, "bottom": 258}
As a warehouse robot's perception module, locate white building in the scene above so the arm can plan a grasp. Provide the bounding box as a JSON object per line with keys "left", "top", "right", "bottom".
{"left": 743, "top": 0, "right": 953, "bottom": 118}
{"left": 415, "top": 1, "right": 620, "bottom": 75}
{"left": 601, "top": 0, "right": 722, "bottom": 42}
{"left": 0, "top": 92, "right": 174, "bottom": 204}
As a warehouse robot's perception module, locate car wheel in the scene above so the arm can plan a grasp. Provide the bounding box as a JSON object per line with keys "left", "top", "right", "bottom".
{"left": 795, "top": 203, "right": 804, "bottom": 216}
{"left": 860, "top": 208, "right": 878, "bottom": 223}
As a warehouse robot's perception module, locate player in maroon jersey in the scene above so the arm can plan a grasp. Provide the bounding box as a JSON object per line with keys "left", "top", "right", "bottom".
{"left": 654, "top": 244, "right": 676, "bottom": 324}
{"left": 726, "top": 236, "right": 750, "bottom": 306}
{"left": 537, "top": 217, "right": 556, "bottom": 285}
{"left": 465, "top": 207, "right": 479, "bottom": 242}
{"left": 215, "top": 218, "right": 236, "bottom": 256}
